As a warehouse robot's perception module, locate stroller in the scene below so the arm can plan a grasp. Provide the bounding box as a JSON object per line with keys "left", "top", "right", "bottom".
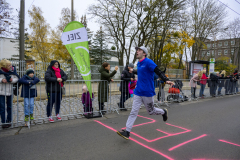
{"left": 167, "top": 80, "right": 189, "bottom": 102}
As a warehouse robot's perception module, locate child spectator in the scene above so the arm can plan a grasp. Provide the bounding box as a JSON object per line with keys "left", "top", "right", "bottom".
{"left": 81, "top": 85, "right": 94, "bottom": 114}
{"left": 18, "top": 69, "right": 40, "bottom": 122}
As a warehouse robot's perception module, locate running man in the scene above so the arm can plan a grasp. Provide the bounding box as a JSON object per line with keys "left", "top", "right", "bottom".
{"left": 117, "top": 46, "right": 174, "bottom": 140}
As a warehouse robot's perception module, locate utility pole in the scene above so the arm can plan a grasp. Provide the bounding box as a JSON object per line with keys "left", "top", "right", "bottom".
{"left": 70, "top": 0, "right": 75, "bottom": 80}
{"left": 19, "top": 0, "right": 25, "bottom": 61}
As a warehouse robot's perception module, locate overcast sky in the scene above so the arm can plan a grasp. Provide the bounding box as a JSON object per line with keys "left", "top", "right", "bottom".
{"left": 6, "top": 0, "right": 240, "bottom": 63}
{"left": 7, "top": 0, "right": 240, "bottom": 34}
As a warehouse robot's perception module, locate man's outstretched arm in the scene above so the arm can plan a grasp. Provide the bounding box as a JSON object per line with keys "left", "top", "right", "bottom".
{"left": 154, "top": 67, "right": 174, "bottom": 85}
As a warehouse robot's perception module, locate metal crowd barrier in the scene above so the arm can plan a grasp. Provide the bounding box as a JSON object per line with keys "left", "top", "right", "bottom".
{"left": 0, "top": 79, "right": 239, "bottom": 129}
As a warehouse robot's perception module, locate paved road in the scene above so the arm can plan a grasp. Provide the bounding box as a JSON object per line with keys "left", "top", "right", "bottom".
{"left": 0, "top": 95, "right": 240, "bottom": 160}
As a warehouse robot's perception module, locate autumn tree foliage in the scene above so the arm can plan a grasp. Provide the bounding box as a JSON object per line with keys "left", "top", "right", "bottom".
{"left": 27, "top": 5, "right": 52, "bottom": 63}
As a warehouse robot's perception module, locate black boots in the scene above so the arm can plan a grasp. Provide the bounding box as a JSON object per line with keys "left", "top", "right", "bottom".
{"left": 162, "top": 108, "right": 168, "bottom": 122}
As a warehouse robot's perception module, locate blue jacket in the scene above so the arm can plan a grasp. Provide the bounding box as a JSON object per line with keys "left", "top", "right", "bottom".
{"left": 18, "top": 75, "right": 40, "bottom": 98}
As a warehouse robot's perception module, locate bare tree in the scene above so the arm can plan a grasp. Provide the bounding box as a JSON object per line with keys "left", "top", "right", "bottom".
{"left": 222, "top": 18, "right": 240, "bottom": 69}
{"left": 0, "top": 0, "right": 14, "bottom": 37}
{"left": 88, "top": 0, "right": 186, "bottom": 66}
{"left": 189, "top": 0, "right": 227, "bottom": 61}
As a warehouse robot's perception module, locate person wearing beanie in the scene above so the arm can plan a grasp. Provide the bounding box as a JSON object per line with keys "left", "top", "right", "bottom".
{"left": 18, "top": 68, "right": 40, "bottom": 122}
{"left": 118, "top": 63, "right": 136, "bottom": 111}
{"left": 117, "top": 46, "right": 174, "bottom": 140}
{"left": 45, "top": 60, "right": 68, "bottom": 123}
{"left": 0, "top": 59, "right": 19, "bottom": 128}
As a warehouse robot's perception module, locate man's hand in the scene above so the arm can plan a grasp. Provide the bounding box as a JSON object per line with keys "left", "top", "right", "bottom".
{"left": 166, "top": 81, "right": 174, "bottom": 86}
{"left": 2, "top": 79, "right": 7, "bottom": 83}
{"left": 9, "top": 78, "right": 12, "bottom": 82}
{"left": 115, "top": 66, "right": 118, "bottom": 71}
{"left": 130, "top": 78, "right": 133, "bottom": 81}
{"left": 111, "top": 79, "right": 114, "bottom": 82}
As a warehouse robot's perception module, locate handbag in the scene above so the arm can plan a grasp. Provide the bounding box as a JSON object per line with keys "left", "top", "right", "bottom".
{"left": 61, "top": 86, "right": 66, "bottom": 95}
{"left": 130, "top": 81, "right": 137, "bottom": 90}
{"left": 197, "top": 81, "right": 200, "bottom": 85}
{"left": 168, "top": 87, "right": 180, "bottom": 94}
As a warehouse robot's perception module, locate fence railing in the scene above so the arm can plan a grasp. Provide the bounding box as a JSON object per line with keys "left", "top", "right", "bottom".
{"left": 1, "top": 78, "right": 239, "bottom": 129}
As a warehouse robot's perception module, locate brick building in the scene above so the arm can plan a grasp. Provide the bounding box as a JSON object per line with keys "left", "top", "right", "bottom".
{"left": 199, "top": 38, "right": 240, "bottom": 66}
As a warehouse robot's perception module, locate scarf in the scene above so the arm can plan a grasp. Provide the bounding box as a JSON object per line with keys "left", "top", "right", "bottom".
{"left": 1, "top": 67, "right": 13, "bottom": 73}
{"left": 1, "top": 67, "right": 15, "bottom": 82}
{"left": 52, "top": 66, "right": 63, "bottom": 87}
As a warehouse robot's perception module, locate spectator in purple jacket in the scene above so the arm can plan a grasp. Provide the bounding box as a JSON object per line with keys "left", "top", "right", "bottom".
{"left": 81, "top": 85, "right": 94, "bottom": 114}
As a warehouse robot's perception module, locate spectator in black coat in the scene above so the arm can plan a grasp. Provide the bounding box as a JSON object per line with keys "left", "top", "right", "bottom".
{"left": 210, "top": 72, "right": 218, "bottom": 97}
{"left": 45, "top": 60, "right": 68, "bottom": 123}
{"left": 233, "top": 70, "right": 239, "bottom": 94}
{"left": 118, "top": 63, "right": 136, "bottom": 111}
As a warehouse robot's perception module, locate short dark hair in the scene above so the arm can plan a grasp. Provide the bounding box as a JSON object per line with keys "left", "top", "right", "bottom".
{"left": 102, "top": 62, "right": 110, "bottom": 68}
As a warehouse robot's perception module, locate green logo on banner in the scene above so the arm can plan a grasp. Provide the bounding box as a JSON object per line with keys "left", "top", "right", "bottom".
{"left": 61, "top": 21, "right": 92, "bottom": 98}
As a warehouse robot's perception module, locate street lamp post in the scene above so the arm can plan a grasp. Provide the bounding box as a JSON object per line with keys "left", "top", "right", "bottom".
{"left": 70, "top": 0, "right": 74, "bottom": 80}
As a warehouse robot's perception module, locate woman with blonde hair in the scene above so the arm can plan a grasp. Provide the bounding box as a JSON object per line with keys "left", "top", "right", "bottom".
{"left": 190, "top": 70, "right": 202, "bottom": 98}
{"left": 0, "top": 59, "right": 19, "bottom": 128}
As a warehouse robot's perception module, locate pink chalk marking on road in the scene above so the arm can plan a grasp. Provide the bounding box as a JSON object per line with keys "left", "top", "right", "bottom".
{"left": 123, "top": 116, "right": 191, "bottom": 142}
{"left": 121, "top": 115, "right": 156, "bottom": 130}
{"left": 192, "top": 159, "right": 235, "bottom": 160}
{"left": 94, "top": 120, "right": 117, "bottom": 132}
{"left": 94, "top": 120, "right": 175, "bottom": 160}
{"left": 219, "top": 139, "right": 240, "bottom": 147}
{"left": 168, "top": 134, "right": 207, "bottom": 151}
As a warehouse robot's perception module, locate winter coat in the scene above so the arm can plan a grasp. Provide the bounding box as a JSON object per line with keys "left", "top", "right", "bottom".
{"left": 120, "top": 65, "right": 135, "bottom": 92}
{"left": 218, "top": 74, "right": 225, "bottom": 87}
{"left": 0, "top": 66, "right": 19, "bottom": 96}
{"left": 210, "top": 73, "right": 219, "bottom": 82}
{"left": 44, "top": 60, "right": 68, "bottom": 93}
{"left": 18, "top": 75, "right": 40, "bottom": 98}
{"left": 200, "top": 73, "right": 208, "bottom": 85}
{"left": 233, "top": 71, "right": 239, "bottom": 80}
{"left": 224, "top": 77, "right": 231, "bottom": 89}
{"left": 189, "top": 74, "right": 199, "bottom": 88}
{"left": 81, "top": 92, "right": 94, "bottom": 107}
{"left": 98, "top": 66, "right": 117, "bottom": 102}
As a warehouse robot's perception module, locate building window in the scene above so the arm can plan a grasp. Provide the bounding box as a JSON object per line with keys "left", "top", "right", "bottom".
{"left": 231, "top": 49, "right": 234, "bottom": 55}
{"left": 231, "top": 40, "right": 235, "bottom": 45}
{"left": 212, "top": 43, "right": 215, "bottom": 47}
{"left": 202, "top": 51, "right": 205, "bottom": 57}
{"left": 218, "top": 50, "right": 222, "bottom": 55}
{"left": 230, "top": 59, "right": 232, "bottom": 63}
{"left": 224, "top": 49, "right": 228, "bottom": 55}
{"left": 224, "top": 41, "right": 228, "bottom": 46}
{"left": 207, "top": 44, "right": 211, "bottom": 48}
{"left": 207, "top": 51, "right": 210, "bottom": 56}
{"left": 212, "top": 50, "right": 215, "bottom": 56}
{"left": 218, "top": 42, "right": 222, "bottom": 47}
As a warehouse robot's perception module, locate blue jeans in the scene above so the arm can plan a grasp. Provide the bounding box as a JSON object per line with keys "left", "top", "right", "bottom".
{"left": 199, "top": 84, "right": 206, "bottom": 97}
{"left": 24, "top": 98, "right": 34, "bottom": 116}
{"left": 218, "top": 87, "right": 222, "bottom": 92}
{"left": 0, "top": 95, "right": 12, "bottom": 123}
